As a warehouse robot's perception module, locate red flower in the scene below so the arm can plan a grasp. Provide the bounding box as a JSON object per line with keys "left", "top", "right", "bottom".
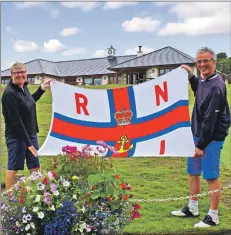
{"left": 132, "top": 211, "right": 140, "bottom": 219}
{"left": 120, "top": 183, "right": 126, "bottom": 189}
{"left": 120, "top": 183, "right": 131, "bottom": 190}
{"left": 69, "top": 155, "right": 76, "bottom": 161}
{"left": 115, "top": 174, "right": 120, "bottom": 180}
{"left": 42, "top": 177, "right": 48, "bottom": 185}
{"left": 122, "top": 195, "right": 128, "bottom": 201}
{"left": 21, "top": 188, "right": 27, "bottom": 194}
{"left": 52, "top": 171, "right": 56, "bottom": 178}
{"left": 133, "top": 204, "right": 141, "bottom": 210}
{"left": 106, "top": 196, "right": 112, "bottom": 201}
{"left": 19, "top": 195, "right": 24, "bottom": 204}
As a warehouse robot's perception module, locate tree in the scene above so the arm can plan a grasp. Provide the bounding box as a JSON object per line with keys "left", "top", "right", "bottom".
{"left": 216, "top": 58, "right": 231, "bottom": 76}
{"left": 216, "top": 52, "right": 228, "bottom": 59}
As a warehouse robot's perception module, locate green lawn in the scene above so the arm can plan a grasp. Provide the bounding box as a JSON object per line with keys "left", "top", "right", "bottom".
{"left": 1, "top": 84, "right": 231, "bottom": 235}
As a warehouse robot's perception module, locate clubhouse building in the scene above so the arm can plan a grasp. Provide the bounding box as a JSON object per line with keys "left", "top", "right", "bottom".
{"left": 1, "top": 45, "right": 230, "bottom": 85}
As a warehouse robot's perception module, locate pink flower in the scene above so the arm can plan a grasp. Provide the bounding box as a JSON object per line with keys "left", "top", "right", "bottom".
{"left": 48, "top": 171, "right": 56, "bottom": 180}
{"left": 43, "top": 192, "right": 51, "bottom": 205}
{"left": 62, "top": 145, "right": 77, "bottom": 154}
{"left": 96, "top": 146, "right": 106, "bottom": 153}
{"left": 96, "top": 140, "right": 108, "bottom": 148}
{"left": 50, "top": 183, "right": 58, "bottom": 193}
{"left": 107, "top": 145, "right": 119, "bottom": 155}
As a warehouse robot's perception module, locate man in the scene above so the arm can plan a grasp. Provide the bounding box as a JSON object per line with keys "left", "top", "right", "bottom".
{"left": 171, "top": 47, "right": 231, "bottom": 227}
{"left": 1, "top": 62, "right": 52, "bottom": 191}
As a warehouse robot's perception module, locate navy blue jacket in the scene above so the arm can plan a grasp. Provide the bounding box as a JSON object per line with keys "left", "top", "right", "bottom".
{"left": 189, "top": 72, "right": 231, "bottom": 150}
{"left": 2, "top": 80, "right": 45, "bottom": 147}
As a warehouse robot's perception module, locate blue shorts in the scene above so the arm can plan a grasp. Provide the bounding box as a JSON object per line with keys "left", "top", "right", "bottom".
{"left": 6, "top": 134, "right": 40, "bottom": 171}
{"left": 187, "top": 136, "right": 224, "bottom": 180}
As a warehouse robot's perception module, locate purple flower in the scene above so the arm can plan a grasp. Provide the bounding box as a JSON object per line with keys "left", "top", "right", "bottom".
{"left": 50, "top": 183, "right": 58, "bottom": 193}
{"left": 107, "top": 145, "right": 119, "bottom": 155}
{"left": 30, "top": 171, "right": 42, "bottom": 180}
{"left": 96, "top": 140, "right": 108, "bottom": 148}
{"left": 43, "top": 192, "right": 51, "bottom": 205}
{"left": 96, "top": 146, "right": 106, "bottom": 154}
{"left": 15, "top": 182, "right": 20, "bottom": 190}
{"left": 62, "top": 145, "right": 77, "bottom": 154}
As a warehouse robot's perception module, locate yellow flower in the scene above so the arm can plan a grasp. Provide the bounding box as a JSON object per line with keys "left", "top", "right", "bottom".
{"left": 72, "top": 176, "right": 79, "bottom": 180}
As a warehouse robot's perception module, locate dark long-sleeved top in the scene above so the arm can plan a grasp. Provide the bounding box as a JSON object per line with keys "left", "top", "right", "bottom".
{"left": 2, "top": 80, "right": 45, "bottom": 147}
{"left": 189, "top": 72, "right": 231, "bottom": 150}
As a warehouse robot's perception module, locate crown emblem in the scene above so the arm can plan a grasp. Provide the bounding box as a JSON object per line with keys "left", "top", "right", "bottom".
{"left": 114, "top": 107, "right": 133, "bottom": 126}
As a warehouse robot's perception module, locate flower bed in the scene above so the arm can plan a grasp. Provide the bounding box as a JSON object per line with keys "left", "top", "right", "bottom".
{"left": 1, "top": 142, "right": 140, "bottom": 235}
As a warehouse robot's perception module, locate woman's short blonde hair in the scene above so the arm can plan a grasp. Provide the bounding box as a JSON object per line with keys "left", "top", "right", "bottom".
{"left": 11, "top": 62, "right": 27, "bottom": 74}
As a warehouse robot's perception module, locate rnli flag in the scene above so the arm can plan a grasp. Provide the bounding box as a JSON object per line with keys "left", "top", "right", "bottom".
{"left": 38, "top": 67, "right": 195, "bottom": 157}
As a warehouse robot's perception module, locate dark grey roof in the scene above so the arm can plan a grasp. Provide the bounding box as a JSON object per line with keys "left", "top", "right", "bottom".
{"left": 108, "top": 46, "right": 195, "bottom": 70}
{"left": 1, "top": 59, "right": 59, "bottom": 77}
{"left": 1, "top": 55, "right": 136, "bottom": 77}
{"left": 55, "top": 55, "right": 136, "bottom": 77}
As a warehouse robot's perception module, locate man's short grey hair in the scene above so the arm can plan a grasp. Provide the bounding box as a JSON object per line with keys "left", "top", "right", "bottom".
{"left": 196, "top": 47, "right": 217, "bottom": 60}
{"left": 11, "top": 62, "right": 27, "bottom": 73}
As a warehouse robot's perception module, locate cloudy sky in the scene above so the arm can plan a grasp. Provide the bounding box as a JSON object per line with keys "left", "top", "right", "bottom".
{"left": 1, "top": 1, "right": 230, "bottom": 70}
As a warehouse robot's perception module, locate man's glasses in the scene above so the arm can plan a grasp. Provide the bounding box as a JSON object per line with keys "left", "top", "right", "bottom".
{"left": 12, "top": 71, "right": 26, "bottom": 75}
{"left": 196, "top": 58, "right": 213, "bottom": 65}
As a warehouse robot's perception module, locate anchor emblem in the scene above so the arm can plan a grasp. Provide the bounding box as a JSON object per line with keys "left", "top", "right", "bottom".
{"left": 116, "top": 135, "right": 133, "bottom": 153}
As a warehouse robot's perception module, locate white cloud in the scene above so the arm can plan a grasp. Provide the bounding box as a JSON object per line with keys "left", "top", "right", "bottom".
{"left": 13, "top": 40, "right": 39, "bottom": 52}
{"left": 62, "top": 48, "right": 87, "bottom": 56}
{"left": 15, "top": 2, "right": 45, "bottom": 9}
{"left": 156, "top": 2, "right": 230, "bottom": 36}
{"left": 124, "top": 46, "right": 154, "bottom": 55}
{"left": 122, "top": 17, "right": 160, "bottom": 32}
{"left": 14, "top": 2, "right": 59, "bottom": 18}
{"left": 42, "top": 39, "right": 66, "bottom": 53}
{"left": 92, "top": 50, "right": 107, "bottom": 57}
{"left": 60, "top": 27, "right": 79, "bottom": 36}
{"left": 104, "top": 2, "right": 137, "bottom": 10}
{"left": 6, "top": 27, "right": 18, "bottom": 35}
{"left": 60, "top": 2, "right": 99, "bottom": 11}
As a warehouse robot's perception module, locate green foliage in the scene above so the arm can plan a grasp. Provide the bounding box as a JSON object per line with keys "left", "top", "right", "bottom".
{"left": 217, "top": 52, "right": 228, "bottom": 59}
{"left": 216, "top": 58, "right": 231, "bottom": 76}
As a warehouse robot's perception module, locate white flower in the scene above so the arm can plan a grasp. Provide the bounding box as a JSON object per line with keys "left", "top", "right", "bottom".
{"left": 35, "top": 195, "right": 41, "bottom": 202}
{"left": 38, "top": 212, "right": 44, "bottom": 219}
{"left": 26, "top": 214, "right": 32, "bottom": 221}
{"left": 81, "top": 206, "right": 86, "bottom": 213}
{"left": 26, "top": 186, "right": 32, "bottom": 191}
{"left": 23, "top": 215, "right": 27, "bottom": 223}
{"left": 22, "top": 207, "right": 26, "bottom": 213}
{"left": 25, "top": 224, "right": 30, "bottom": 231}
{"left": 78, "top": 222, "right": 87, "bottom": 233}
{"left": 37, "top": 183, "right": 45, "bottom": 191}
{"left": 26, "top": 234, "right": 31, "bottom": 235}
{"left": 72, "top": 195, "right": 77, "bottom": 199}
{"left": 53, "top": 190, "right": 59, "bottom": 196}
{"left": 32, "top": 207, "right": 39, "bottom": 212}
{"left": 50, "top": 205, "right": 55, "bottom": 211}
{"left": 30, "top": 222, "right": 35, "bottom": 229}
{"left": 62, "top": 180, "right": 70, "bottom": 187}
{"left": 16, "top": 221, "right": 21, "bottom": 227}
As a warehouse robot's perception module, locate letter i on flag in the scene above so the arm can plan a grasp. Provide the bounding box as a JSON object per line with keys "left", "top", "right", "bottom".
{"left": 38, "top": 67, "right": 195, "bottom": 157}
